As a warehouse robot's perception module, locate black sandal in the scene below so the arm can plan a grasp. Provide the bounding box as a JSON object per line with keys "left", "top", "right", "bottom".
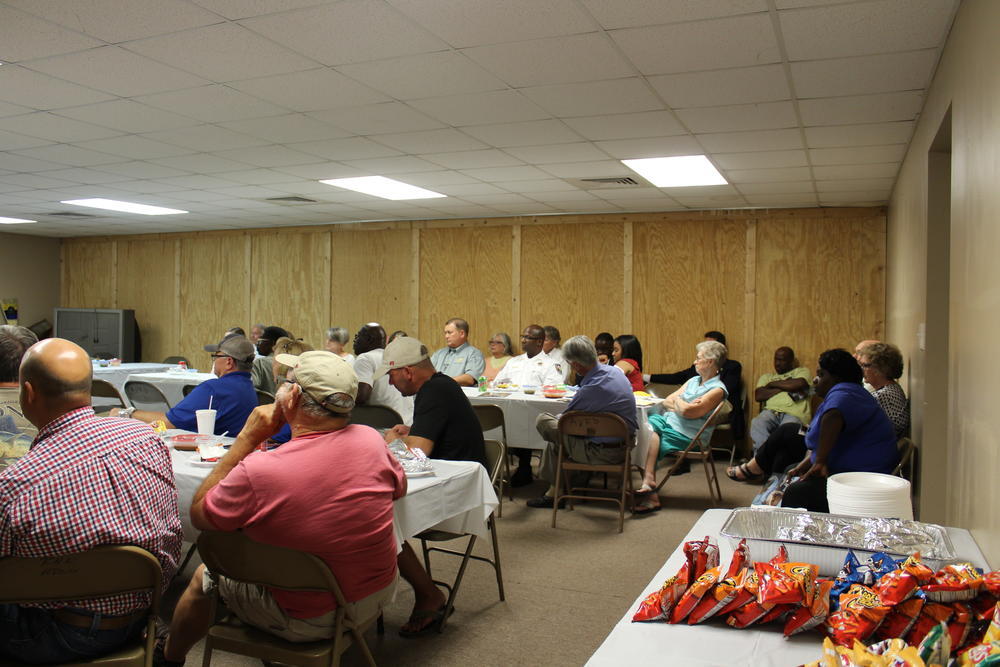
{"left": 726, "top": 463, "right": 764, "bottom": 483}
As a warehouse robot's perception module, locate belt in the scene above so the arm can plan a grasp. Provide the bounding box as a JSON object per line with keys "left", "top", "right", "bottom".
{"left": 53, "top": 608, "right": 146, "bottom": 630}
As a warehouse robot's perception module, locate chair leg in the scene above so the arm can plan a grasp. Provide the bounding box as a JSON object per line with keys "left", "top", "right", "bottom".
{"left": 377, "top": 613, "right": 384, "bottom": 636}
{"left": 175, "top": 543, "right": 198, "bottom": 579}
{"left": 488, "top": 516, "right": 505, "bottom": 601}
{"left": 350, "top": 626, "right": 377, "bottom": 667}
{"left": 551, "top": 444, "right": 564, "bottom": 529}
{"left": 440, "top": 536, "right": 477, "bottom": 632}
{"left": 421, "top": 538, "right": 432, "bottom": 577}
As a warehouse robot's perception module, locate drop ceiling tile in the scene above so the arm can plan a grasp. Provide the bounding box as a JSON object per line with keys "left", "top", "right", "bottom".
{"left": 0, "top": 113, "right": 125, "bottom": 145}
{"left": 206, "top": 184, "right": 292, "bottom": 199}
{"left": 562, "top": 111, "right": 687, "bottom": 141}
{"left": 713, "top": 150, "right": 808, "bottom": 170}
{"left": 424, "top": 149, "right": 523, "bottom": 170}
{"left": 54, "top": 100, "right": 201, "bottom": 134}
{"left": 155, "top": 189, "right": 232, "bottom": 203}
{"left": 776, "top": 0, "right": 865, "bottom": 8}
{"left": 27, "top": 46, "right": 210, "bottom": 98}
{"left": 812, "top": 163, "right": 900, "bottom": 180}
{"left": 337, "top": 51, "right": 506, "bottom": 100}
{"left": 241, "top": 0, "right": 448, "bottom": 66}
{"left": 462, "top": 33, "right": 634, "bottom": 88}
{"left": 592, "top": 186, "right": 669, "bottom": 200}
{"left": 0, "top": 66, "right": 115, "bottom": 110}
{"left": 218, "top": 114, "right": 350, "bottom": 144}
{"left": 726, "top": 166, "right": 813, "bottom": 183}
{"left": 523, "top": 189, "right": 599, "bottom": 202}
{"left": 494, "top": 179, "right": 577, "bottom": 193}
{"left": 188, "top": 0, "right": 330, "bottom": 19}
{"left": 809, "top": 145, "right": 907, "bottom": 165}
{"left": 74, "top": 136, "right": 195, "bottom": 160}
{"left": 580, "top": 0, "right": 766, "bottom": 29}
{"left": 818, "top": 191, "right": 890, "bottom": 204}
{"left": 151, "top": 153, "right": 262, "bottom": 174}
{"left": 459, "top": 165, "right": 551, "bottom": 182}
{"left": 0, "top": 173, "right": 77, "bottom": 189}
{"left": 275, "top": 163, "right": 368, "bottom": 180}
{"left": 521, "top": 78, "right": 663, "bottom": 118}
{"left": 612, "top": 198, "right": 685, "bottom": 211}
{"left": 805, "top": 121, "right": 914, "bottom": 148}
{"left": 610, "top": 13, "right": 780, "bottom": 75}
{"left": 671, "top": 193, "right": 748, "bottom": 208}
{"left": 503, "top": 143, "right": 610, "bottom": 164}
{"left": 594, "top": 135, "right": 703, "bottom": 159}
{"left": 289, "top": 137, "right": 403, "bottom": 161}
{"left": 697, "top": 128, "right": 803, "bottom": 153}
{"left": 650, "top": 65, "right": 791, "bottom": 108}
{"left": 661, "top": 184, "right": 737, "bottom": 197}
{"left": 7, "top": 0, "right": 223, "bottom": 42}
{"left": 816, "top": 178, "right": 895, "bottom": 193}
{"left": 460, "top": 120, "right": 582, "bottom": 147}
{"left": 780, "top": 0, "right": 956, "bottom": 61}
{"left": 125, "top": 23, "right": 318, "bottom": 83}
{"left": 539, "top": 160, "right": 630, "bottom": 179}
{"left": 677, "top": 101, "right": 798, "bottom": 133}
{"left": 104, "top": 179, "right": 193, "bottom": 194}
{"left": 0, "top": 129, "right": 54, "bottom": 151}
{"left": 409, "top": 91, "right": 549, "bottom": 127}
{"left": 791, "top": 50, "right": 939, "bottom": 98}
{"left": 137, "top": 85, "right": 289, "bottom": 123}
{"left": 491, "top": 202, "right": 558, "bottom": 215}
{"left": 340, "top": 155, "right": 443, "bottom": 174}
{"left": 143, "top": 125, "right": 267, "bottom": 152}
{"left": 396, "top": 171, "right": 480, "bottom": 186}
{"left": 387, "top": 0, "right": 597, "bottom": 48}
{"left": 369, "top": 129, "right": 488, "bottom": 154}
{"left": 435, "top": 183, "right": 505, "bottom": 196}
{"left": 216, "top": 145, "right": 325, "bottom": 168}
{"left": 40, "top": 168, "right": 127, "bottom": 185}
{"left": 12, "top": 144, "right": 124, "bottom": 167}
{"left": 799, "top": 91, "right": 924, "bottom": 126}
{"left": 96, "top": 161, "right": 188, "bottom": 179}
{"left": 153, "top": 174, "right": 240, "bottom": 190}
{"left": 308, "top": 102, "right": 445, "bottom": 135}
{"left": 230, "top": 68, "right": 391, "bottom": 112}
{"left": 735, "top": 181, "right": 816, "bottom": 194}
{"left": 464, "top": 193, "right": 537, "bottom": 206}
{"left": 214, "top": 169, "right": 307, "bottom": 185}
{"left": 537, "top": 198, "right": 620, "bottom": 212}
{"left": 0, "top": 6, "right": 105, "bottom": 62}
{"left": 744, "top": 193, "right": 820, "bottom": 206}
{"left": 0, "top": 101, "right": 34, "bottom": 118}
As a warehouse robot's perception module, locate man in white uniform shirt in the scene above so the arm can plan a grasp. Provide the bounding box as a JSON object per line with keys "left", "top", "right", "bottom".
{"left": 495, "top": 324, "right": 564, "bottom": 487}
{"left": 543, "top": 325, "right": 571, "bottom": 382}
{"left": 352, "top": 323, "right": 414, "bottom": 425}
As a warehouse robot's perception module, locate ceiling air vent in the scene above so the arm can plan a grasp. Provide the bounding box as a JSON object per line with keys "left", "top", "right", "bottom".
{"left": 265, "top": 195, "right": 318, "bottom": 205}
{"left": 47, "top": 211, "right": 100, "bottom": 218}
{"left": 572, "top": 176, "right": 642, "bottom": 190}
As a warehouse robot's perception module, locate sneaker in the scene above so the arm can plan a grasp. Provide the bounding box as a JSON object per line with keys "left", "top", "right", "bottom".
{"left": 510, "top": 468, "right": 533, "bottom": 487}
{"left": 526, "top": 495, "right": 564, "bottom": 509}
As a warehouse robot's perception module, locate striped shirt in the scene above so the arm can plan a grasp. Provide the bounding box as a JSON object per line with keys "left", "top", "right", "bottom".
{"left": 0, "top": 407, "right": 182, "bottom": 614}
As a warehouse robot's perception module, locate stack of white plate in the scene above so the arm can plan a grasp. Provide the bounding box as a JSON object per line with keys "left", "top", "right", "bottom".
{"left": 827, "top": 472, "right": 913, "bottom": 520}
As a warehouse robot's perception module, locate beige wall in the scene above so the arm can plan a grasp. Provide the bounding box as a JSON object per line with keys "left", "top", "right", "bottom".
{"left": 887, "top": 0, "right": 999, "bottom": 563}
{"left": 61, "top": 208, "right": 885, "bottom": 418}
{"left": 0, "top": 231, "right": 60, "bottom": 330}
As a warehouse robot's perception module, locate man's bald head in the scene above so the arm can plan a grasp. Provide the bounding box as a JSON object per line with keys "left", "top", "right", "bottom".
{"left": 20, "top": 338, "right": 93, "bottom": 407}
{"left": 854, "top": 339, "right": 880, "bottom": 360}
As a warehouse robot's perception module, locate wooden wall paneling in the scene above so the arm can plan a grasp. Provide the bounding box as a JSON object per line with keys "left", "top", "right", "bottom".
{"left": 410, "top": 227, "right": 420, "bottom": 336}
{"left": 632, "top": 218, "right": 748, "bottom": 374}
{"left": 177, "top": 235, "right": 249, "bottom": 369}
{"left": 623, "top": 221, "right": 634, "bottom": 331}
{"left": 520, "top": 222, "right": 624, "bottom": 346}
{"left": 753, "top": 215, "right": 886, "bottom": 392}
{"left": 511, "top": 225, "right": 521, "bottom": 340}
{"left": 116, "top": 239, "right": 177, "bottom": 363}
{"left": 60, "top": 240, "right": 117, "bottom": 309}
{"left": 329, "top": 228, "right": 415, "bottom": 340}
{"left": 250, "top": 231, "right": 332, "bottom": 349}
{"left": 419, "top": 225, "right": 513, "bottom": 352}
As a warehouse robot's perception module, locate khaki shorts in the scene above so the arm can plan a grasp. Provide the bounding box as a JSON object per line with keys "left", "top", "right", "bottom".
{"left": 203, "top": 569, "right": 397, "bottom": 643}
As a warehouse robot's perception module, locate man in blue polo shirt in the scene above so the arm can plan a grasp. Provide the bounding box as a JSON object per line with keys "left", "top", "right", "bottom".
{"left": 429, "top": 318, "right": 484, "bottom": 387}
{"left": 111, "top": 335, "right": 256, "bottom": 436}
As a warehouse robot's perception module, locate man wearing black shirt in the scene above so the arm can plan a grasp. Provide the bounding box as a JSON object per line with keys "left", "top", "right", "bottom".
{"left": 375, "top": 336, "right": 486, "bottom": 636}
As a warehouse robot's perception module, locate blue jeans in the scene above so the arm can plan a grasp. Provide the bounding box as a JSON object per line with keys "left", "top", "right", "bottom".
{"left": 0, "top": 604, "right": 145, "bottom": 664}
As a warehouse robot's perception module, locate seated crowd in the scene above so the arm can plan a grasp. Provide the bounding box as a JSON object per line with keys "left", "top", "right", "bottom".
{"left": 0, "top": 315, "right": 912, "bottom": 663}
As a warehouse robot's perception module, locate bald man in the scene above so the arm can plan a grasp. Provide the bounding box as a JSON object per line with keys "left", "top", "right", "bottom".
{"left": 0, "top": 339, "right": 182, "bottom": 665}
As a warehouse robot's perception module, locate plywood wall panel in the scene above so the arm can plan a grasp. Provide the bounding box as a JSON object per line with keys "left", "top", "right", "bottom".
{"left": 520, "top": 222, "right": 624, "bottom": 345}
{"left": 116, "top": 239, "right": 176, "bottom": 363}
{"left": 177, "top": 235, "right": 249, "bottom": 369}
{"left": 753, "top": 215, "right": 885, "bottom": 390}
{"left": 419, "top": 225, "right": 512, "bottom": 351}
{"left": 249, "top": 231, "right": 331, "bottom": 348}
{"left": 633, "top": 218, "right": 749, "bottom": 374}
{"left": 330, "top": 228, "right": 414, "bottom": 343}
{"left": 61, "top": 240, "right": 115, "bottom": 308}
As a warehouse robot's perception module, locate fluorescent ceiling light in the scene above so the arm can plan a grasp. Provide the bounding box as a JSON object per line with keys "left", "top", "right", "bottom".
{"left": 319, "top": 176, "right": 446, "bottom": 200}
{"left": 61, "top": 198, "right": 188, "bottom": 215}
{"left": 0, "top": 216, "right": 36, "bottom": 224}
{"left": 622, "top": 155, "right": 728, "bottom": 187}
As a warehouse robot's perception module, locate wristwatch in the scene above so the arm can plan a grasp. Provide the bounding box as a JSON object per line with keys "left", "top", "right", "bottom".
{"left": 119, "top": 406, "right": 136, "bottom": 418}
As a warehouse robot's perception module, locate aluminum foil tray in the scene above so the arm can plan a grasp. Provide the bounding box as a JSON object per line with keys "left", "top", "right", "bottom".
{"left": 720, "top": 507, "right": 957, "bottom": 576}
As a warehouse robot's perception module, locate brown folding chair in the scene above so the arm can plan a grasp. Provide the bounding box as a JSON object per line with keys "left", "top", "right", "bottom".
{"left": 552, "top": 411, "right": 633, "bottom": 533}
{"left": 255, "top": 389, "right": 275, "bottom": 406}
{"left": 644, "top": 382, "right": 680, "bottom": 399}
{"left": 652, "top": 400, "right": 730, "bottom": 503}
{"left": 709, "top": 381, "right": 748, "bottom": 465}
{"left": 418, "top": 440, "right": 505, "bottom": 631}
{"left": 472, "top": 403, "right": 511, "bottom": 517}
{"left": 123, "top": 380, "right": 171, "bottom": 412}
{"left": 162, "top": 356, "right": 189, "bottom": 365}
{"left": 893, "top": 437, "right": 916, "bottom": 480}
{"left": 197, "top": 530, "right": 382, "bottom": 667}
{"left": 92, "top": 378, "right": 127, "bottom": 409}
{"left": 0, "top": 545, "right": 162, "bottom": 666}
{"left": 350, "top": 405, "right": 403, "bottom": 430}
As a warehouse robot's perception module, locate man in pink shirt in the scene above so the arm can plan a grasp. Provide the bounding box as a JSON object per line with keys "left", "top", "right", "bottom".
{"left": 157, "top": 351, "right": 405, "bottom": 666}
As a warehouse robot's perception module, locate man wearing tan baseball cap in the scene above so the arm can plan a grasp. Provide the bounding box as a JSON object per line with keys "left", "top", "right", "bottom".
{"left": 157, "top": 350, "right": 405, "bottom": 664}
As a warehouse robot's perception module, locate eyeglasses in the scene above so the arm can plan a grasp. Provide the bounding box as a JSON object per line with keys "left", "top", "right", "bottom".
{"left": 520, "top": 335, "right": 543, "bottom": 340}
{"left": 488, "top": 340, "right": 504, "bottom": 345}
{"left": 211, "top": 354, "right": 232, "bottom": 360}
{"left": 860, "top": 362, "right": 873, "bottom": 369}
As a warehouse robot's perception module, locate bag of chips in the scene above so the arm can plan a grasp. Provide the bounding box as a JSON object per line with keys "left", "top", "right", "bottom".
{"left": 906, "top": 602, "right": 954, "bottom": 646}
{"left": 757, "top": 562, "right": 807, "bottom": 607}
{"left": 826, "top": 584, "right": 892, "bottom": 646}
{"left": 923, "top": 563, "right": 984, "bottom": 603}
{"left": 875, "top": 597, "right": 925, "bottom": 641}
{"left": 717, "top": 546, "right": 788, "bottom": 618}
{"left": 959, "top": 641, "right": 1000, "bottom": 666}
{"left": 671, "top": 566, "right": 722, "bottom": 623}
{"left": 916, "top": 620, "right": 952, "bottom": 665}
{"left": 687, "top": 539, "right": 751, "bottom": 624}
{"left": 632, "top": 536, "right": 715, "bottom": 622}
{"left": 786, "top": 579, "right": 836, "bottom": 637}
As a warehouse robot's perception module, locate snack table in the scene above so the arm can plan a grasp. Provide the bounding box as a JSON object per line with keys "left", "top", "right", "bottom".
{"left": 586, "top": 508, "right": 991, "bottom": 666}
{"left": 129, "top": 371, "right": 216, "bottom": 407}
{"left": 461, "top": 386, "right": 660, "bottom": 465}
{"left": 169, "top": 434, "right": 497, "bottom": 547}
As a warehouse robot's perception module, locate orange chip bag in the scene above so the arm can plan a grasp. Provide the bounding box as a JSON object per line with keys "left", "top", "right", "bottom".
{"left": 687, "top": 539, "right": 751, "bottom": 624}
{"left": 826, "top": 584, "right": 891, "bottom": 646}
{"left": 984, "top": 572, "right": 1000, "bottom": 598}
{"left": 727, "top": 599, "right": 772, "bottom": 629}
{"left": 950, "top": 602, "right": 974, "bottom": 649}
{"left": 757, "top": 562, "right": 808, "bottom": 607}
{"left": 905, "top": 601, "right": 954, "bottom": 646}
{"left": 874, "top": 596, "right": 925, "bottom": 641}
{"left": 785, "top": 579, "right": 836, "bottom": 637}
{"left": 671, "top": 566, "right": 722, "bottom": 623}
{"left": 924, "top": 563, "right": 984, "bottom": 603}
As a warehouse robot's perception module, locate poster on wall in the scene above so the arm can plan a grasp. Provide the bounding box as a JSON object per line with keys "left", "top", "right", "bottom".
{"left": 1, "top": 298, "right": 17, "bottom": 325}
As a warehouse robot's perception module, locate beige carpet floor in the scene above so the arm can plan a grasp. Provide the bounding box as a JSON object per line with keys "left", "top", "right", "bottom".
{"left": 161, "top": 462, "right": 761, "bottom": 666}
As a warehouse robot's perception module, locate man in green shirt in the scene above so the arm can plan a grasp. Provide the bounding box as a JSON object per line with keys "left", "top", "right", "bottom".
{"left": 750, "top": 346, "right": 811, "bottom": 453}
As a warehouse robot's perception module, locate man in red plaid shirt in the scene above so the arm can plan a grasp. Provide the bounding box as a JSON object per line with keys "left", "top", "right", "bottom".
{"left": 0, "top": 338, "right": 182, "bottom": 664}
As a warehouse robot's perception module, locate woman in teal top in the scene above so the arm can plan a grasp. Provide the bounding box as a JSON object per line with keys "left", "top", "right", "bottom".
{"left": 635, "top": 340, "right": 729, "bottom": 513}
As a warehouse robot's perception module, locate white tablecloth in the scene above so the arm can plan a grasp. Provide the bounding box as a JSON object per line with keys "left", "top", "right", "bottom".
{"left": 586, "top": 508, "right": 992, "bottom": 667}
{"left": 462, "top": 386, "right": 660, "bottom": 465}
{"left": 131, "top": 371, "right": 215, "bottom": 407}
{"left": 92, "top": 363, "right": 174, "bottom": 394}
{"left": 169, "top": 435, "right": 498, "bottom": 547}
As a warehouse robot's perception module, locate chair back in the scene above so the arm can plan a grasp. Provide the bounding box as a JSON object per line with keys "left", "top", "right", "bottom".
{"left": 162, "top": 356, "right": 189, "bottom": 365}
{"left": 894, "top": 437, "right": 916, "bottom": 479}
{"left": 557, "top": 410, "right": 630, "bottom": 442}
{"left": 182, "top": 384, "right": 197, "bottom": 397}
{"left": 255, "top": 389, "right": 275, "bottom": 406}
{"left": 482, "top": 438, "right": 506, "bottom": 486}
{"left": 123, "top": 380, "right": 171, "bottom": 413}
{"left": 472, "top": 404, "right": 505, "bottom": 433}
{"left": 644, "top": 383, "right": 681, "bottom": 399}
{"left": 351, "top": 404, "right": 403, "bottom": 430}
{"left": 91, "top": 379, "right": 126, "bottom": 407}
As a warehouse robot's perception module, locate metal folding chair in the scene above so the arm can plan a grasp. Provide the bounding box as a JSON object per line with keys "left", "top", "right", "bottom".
{"left": 124, "top": 380, "right": 172, "bottom": 412}
{"left": 472, "top": 403, "right": 511, "bottom": 517}
{"left": 652, "top": 400, "right": 729, "bottom": 503}
{"left": 351, "top": 405, "right": 403, "bottom": 430}
{"left": 92, "top": 378, "right": 127, "bottom": 409}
